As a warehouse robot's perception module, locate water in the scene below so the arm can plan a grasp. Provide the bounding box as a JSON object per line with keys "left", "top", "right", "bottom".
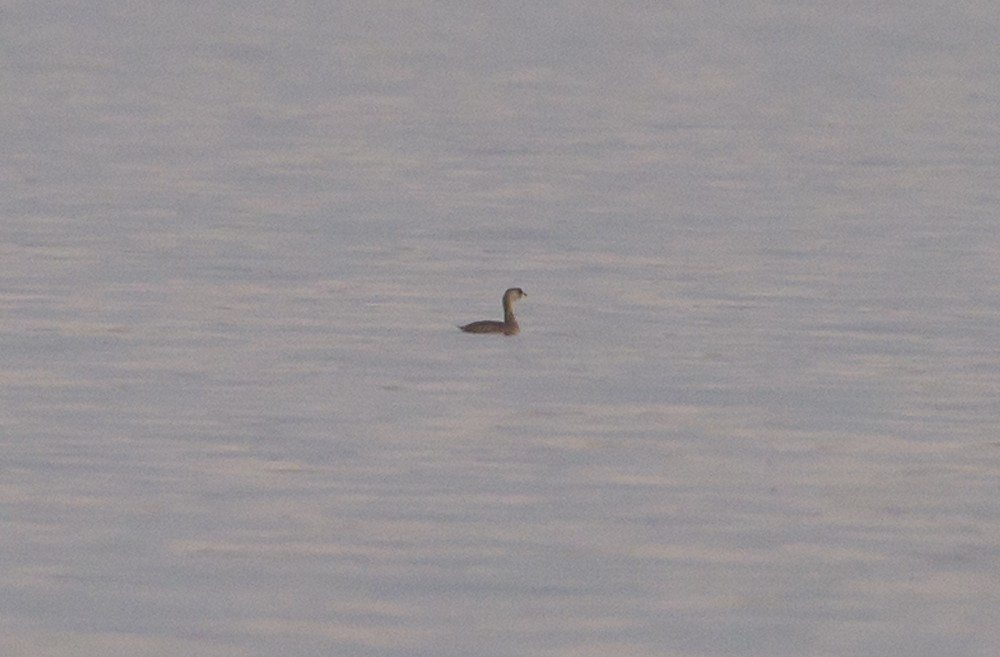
{"left": 3, "top": 2, "right": 1000, "bottom": 656}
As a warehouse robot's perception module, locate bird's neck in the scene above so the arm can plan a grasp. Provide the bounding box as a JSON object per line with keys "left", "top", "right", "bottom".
{"left": 503, "top": 298, "right": 516, "bottom": 323}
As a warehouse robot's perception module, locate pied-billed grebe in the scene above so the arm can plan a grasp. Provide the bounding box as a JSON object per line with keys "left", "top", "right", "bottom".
{"left": 459, "top": 287, "right": 527, "bottom": 336}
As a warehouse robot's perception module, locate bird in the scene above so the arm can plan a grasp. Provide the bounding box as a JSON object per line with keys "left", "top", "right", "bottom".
{"left": 459, "top": 287, "right": 527, "bottom": 336}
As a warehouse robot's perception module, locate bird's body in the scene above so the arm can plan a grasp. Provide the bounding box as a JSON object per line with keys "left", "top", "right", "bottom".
{"left": 459, "top": 288, "right": 526, "bottom": 336}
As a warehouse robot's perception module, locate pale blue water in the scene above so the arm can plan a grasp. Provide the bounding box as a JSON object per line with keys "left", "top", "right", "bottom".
{"left": 3, "top": 2, "right": 1000, "bottom": 656}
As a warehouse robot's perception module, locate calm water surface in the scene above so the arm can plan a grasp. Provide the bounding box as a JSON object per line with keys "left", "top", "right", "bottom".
{"left": 3, "top": 2, "right": 1000, "bottom": 656}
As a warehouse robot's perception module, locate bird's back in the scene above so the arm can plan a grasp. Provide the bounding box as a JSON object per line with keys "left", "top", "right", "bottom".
{"left": 459, "top": 320, "right": 518, "bottom": 335}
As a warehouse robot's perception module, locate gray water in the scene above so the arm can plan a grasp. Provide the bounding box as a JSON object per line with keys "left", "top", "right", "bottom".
{"left": 3, "top": 2, "right": 1000, "bottom": 656}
